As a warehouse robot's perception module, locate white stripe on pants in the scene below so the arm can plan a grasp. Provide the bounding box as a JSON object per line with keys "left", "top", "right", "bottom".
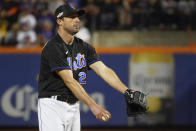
{"left": 38, "top": 98, "right": 80, "bottom": 131}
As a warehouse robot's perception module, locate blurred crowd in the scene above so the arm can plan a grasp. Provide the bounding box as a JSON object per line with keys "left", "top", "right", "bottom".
{"left": 84, "top": 0, "right": 196, "bottom": 31}
{"left": 0, "top": 0, "right": 196, "bottom": 47}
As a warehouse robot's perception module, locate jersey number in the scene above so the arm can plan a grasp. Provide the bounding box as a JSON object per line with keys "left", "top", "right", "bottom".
{"left": 79, "top": 72, "right": 86, "bottom": 84}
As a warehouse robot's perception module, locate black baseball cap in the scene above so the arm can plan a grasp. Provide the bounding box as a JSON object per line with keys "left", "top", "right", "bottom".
{"left": 55, "top": 3, "right": 85, "bottom": 19}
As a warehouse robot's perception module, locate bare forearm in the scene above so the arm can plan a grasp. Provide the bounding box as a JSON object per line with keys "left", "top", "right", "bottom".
{"left": 56, "top": 70, "right": 96, "bottom": 107}
{"left": 65, "top": 79, "right": 112, "bottom": 121}
{"left": 56, "top": 69, "right": 111, "bottom": 121}
{"left": 64, "top": 79, "right": 96, "bottom": 107}
{"left": 100, "top": 67, "right": 128, "bottom": 94}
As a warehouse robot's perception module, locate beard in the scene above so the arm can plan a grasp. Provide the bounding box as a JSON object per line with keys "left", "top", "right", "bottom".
{"left": 63, "top": 25, "right": 79, "bottom": 35}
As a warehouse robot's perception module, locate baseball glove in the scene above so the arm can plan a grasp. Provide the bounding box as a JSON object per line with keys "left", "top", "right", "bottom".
{"left": 124, "top": 89, "right": 147, "bottom": 116}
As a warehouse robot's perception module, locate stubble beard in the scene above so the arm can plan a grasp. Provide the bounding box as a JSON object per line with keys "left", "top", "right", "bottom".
{"left": 63, "top": 26, "right": 79, "bottom": 36}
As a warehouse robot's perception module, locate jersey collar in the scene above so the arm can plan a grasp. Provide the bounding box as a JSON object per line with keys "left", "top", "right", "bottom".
{"left": 55, "top": 33, "right": 76, "bottom": 47}
{"left": 55, "top": 33, "right": 66, "bottom": 46}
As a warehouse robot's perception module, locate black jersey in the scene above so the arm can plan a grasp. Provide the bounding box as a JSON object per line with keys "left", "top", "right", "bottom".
{"left": 38, "top": 33, "right": 99, "bottom": 98}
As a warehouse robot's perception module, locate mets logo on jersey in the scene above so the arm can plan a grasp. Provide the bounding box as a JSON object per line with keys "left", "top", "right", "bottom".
{"left": 67, "top": 53, "right": 87, "bottom": 84}
{"left": 67, "top": 53, "right": 86, "bottom": 70}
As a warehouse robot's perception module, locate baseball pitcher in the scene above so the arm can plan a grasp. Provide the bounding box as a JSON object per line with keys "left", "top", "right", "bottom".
{"left": 38, "top": 3, "right": 147, "bottom": 131}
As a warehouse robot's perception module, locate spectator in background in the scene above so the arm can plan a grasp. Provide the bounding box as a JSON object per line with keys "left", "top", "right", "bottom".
{"left": 2, "top": 23, "right": 19, "bottom": 46}
{"left": 33, "top": 0, "right": 49, "bottom": 16}
{"left": 0, "top": 8, "right": 8, "bottom": 43}
{"left": 48, "top": 0, "right": 65, "bottom": 15}
{"left": 118, "top": 0, "right": 132, "bottom": 29}
{"left": 1, "top": 0, "right": 19, "bottom": 30}
{"left": 2, "top": 0, "right": 196, "bottom": 47}
{"left": 177, "top": 0, "right": 191, "bottom": 30}
{"left": 99, "top": 0, "right": 117, "bottom": 30}
{"left": 187, "top": 0, "right": 196, "bottom": 30}
{"left": 36, "top": 9, "right": 55, "bottom": 33}
{"left": 148, "top": 0, "right": 162, "bottom": 30}
{"left": 18, "top": 7, "right": 37, "bottom": 30}
{"left": 131, "top": 0, "right": 150, "bottom": 30}
{"left": 37, "top": 20, "right": 54, "bottom": 46}
{"left": 161, "top": 0, "right": 177, "bottom": 30}
{"left": 177, "top": 0, "right": 196, "bottom": 30}
{"left": 19, "top": 0, "right": 34, "bottom": 12}
{"left": 75, "top": 18, "right": 91, "bottom": 43}
{"left": 190, "top": 0, "right": 196, "bottom": 30}
{"left": 16, "top": 22, "right": 37, "bottom": 48}
{"left": 35, "top": 8, "right": 55, "bottom": 46}
{"left": 84, "top": 0, "right": 100, "bottom": 32}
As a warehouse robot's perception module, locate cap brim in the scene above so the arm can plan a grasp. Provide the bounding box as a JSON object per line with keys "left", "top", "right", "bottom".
{"left": 76, "top": 10, "right": 85, "bottom": 17}
{"left": 56, "top": 9, "right": 85, "bottom": 19}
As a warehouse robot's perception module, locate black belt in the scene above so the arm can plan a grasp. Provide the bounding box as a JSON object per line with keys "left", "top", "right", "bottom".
{"left": 48, "top": 95, "right": 78, "bottom": 105}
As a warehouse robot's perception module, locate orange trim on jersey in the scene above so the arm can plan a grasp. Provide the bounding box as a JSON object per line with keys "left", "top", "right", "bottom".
{"left": 0, "top": 46, "right": 196, "bottom": 54}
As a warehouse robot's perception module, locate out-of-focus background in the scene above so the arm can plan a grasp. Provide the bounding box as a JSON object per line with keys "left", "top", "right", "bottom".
{"left": 0, "top": 0, "right": 196, "bottom": 131}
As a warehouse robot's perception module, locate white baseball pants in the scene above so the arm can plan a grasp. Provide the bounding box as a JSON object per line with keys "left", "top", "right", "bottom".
{"left": 38, "top": 98, "right": 80, "bottom": 131}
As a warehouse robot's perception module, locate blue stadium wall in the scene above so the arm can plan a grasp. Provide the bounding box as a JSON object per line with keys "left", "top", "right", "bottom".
{"left": 0, "top": 53, "right": 196, "bottom": 127}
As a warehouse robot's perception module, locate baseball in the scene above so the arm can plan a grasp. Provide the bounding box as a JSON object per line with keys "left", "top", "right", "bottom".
{"left": 101, "top": 114, "right": 110, "bottom": 121}
{"left": 106, "top": 114, "right": 110, "bottom": 119}
{"left": 102, "top": 116, "right": 106, "bottom": 121}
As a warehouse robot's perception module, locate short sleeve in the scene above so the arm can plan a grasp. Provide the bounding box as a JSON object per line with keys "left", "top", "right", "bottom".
{"left": 43, "top": 44, "right": 71, "bottom": 72}
{"left": 86, "top": 44, "right": 100, "bottom": 65}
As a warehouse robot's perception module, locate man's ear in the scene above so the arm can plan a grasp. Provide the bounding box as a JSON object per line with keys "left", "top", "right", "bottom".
{"left": 56, "top": 19, "right": 62, "bottom": 26}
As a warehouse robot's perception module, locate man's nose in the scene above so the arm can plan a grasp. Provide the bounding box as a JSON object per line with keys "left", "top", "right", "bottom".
{"left": 74, "top": 17, "right": 80, "bottom": 22}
